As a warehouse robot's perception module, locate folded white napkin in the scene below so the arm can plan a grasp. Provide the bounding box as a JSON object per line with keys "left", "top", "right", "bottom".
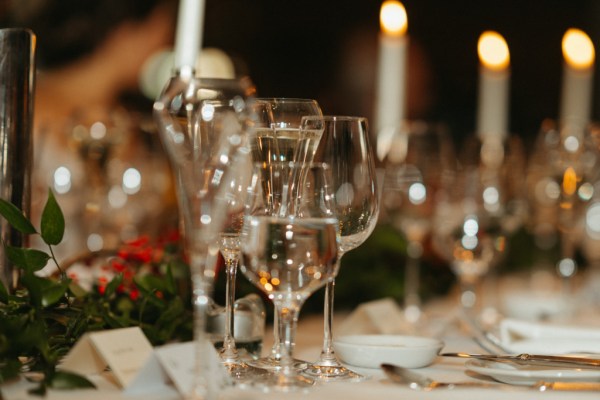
{"left": 499, "top": 318, "right": 600, "bottom": 354}
{"left": 337, "top": 297, "right": 408, "bottom": 336}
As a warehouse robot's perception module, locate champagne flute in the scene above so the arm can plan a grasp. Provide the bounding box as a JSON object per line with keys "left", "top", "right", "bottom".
{"left": 216, "top": 159, "right": 269, "bottom": 382}
{"left": 154, "top": 76, "right": 256, "bottom": 395}
{"left": 302, "top": 116, "right": 379, "bottom": 382}
{"left": 240, "top": 163, "right": 339, "bottom": 390}
{"left": 381, "top": 121, "right": 455, "bottom": 327}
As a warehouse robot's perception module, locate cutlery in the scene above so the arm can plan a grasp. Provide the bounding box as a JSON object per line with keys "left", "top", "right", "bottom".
{"left": 381, "top": 363, "right": 500, "bottom": 390}
{"left": 381, "top": 363, "right": 600, "bottom": 391}
{"left": 441, "top": 352, "right": 600, "bottom": 369}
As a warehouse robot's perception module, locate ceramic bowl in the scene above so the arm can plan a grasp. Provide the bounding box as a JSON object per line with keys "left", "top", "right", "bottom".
{"left": 333, "top": 334, "right": 444, "bottom": 369}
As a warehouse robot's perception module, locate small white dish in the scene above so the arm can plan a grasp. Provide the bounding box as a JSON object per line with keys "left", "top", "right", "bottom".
{"left": 465, "top": 359, "right": 600, "bottom": 386}
{"left": 333, "top": 334, "right": 444, "bottom": 369}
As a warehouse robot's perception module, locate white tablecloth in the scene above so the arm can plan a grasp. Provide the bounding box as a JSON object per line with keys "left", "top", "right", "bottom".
{"left": 2, "top": 302, "right": 599, "bottom": 399}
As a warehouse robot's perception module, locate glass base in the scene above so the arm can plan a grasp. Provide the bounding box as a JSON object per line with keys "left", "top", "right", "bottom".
{"left": 246, "top": 356, "right": 308, "bottom": 371}
{"left": 223, "top": 361, "right": 271, "bottom": 383}
{"left": 302, "top": 362, "right": 367, "bottom": 382}
{"left": 253, "top": 370, "right": 314, "bottom": 392}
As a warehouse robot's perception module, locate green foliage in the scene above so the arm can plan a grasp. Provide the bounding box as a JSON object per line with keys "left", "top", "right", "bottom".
{"left": 0, "top": 193, "right": 193, "bottom": 395}
{"left": 40, "top": 190, "right": 64, "bottom": 246}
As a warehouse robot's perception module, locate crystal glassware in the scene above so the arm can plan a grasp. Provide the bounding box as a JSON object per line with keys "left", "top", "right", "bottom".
{"left": 249, "top": 98, "right": 323, "bottom": 217}
{"left": 246, "top": 98, "right": 323, "bottom": 370}
{"left": 527, "top": 119, "right": 600, "bottom": 304}
{"left": 154, "top": 75, "right": 256, "bottom": 396}
{"left": 381, "top": 121, "right": 455, "bottom": 328}
{"left": 240, "top": 163, "right": 339, "bottom": 390}
{"left": 301, "top": 116, "right": 379, "bottom": 382}
{"left": 432, "top": 133, "right": 526, "bottom": 320}
{"left": 216, "top": 160, "right": 269, "bottom": 382}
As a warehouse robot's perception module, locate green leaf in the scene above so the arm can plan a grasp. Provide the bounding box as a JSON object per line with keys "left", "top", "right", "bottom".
{"left": 41, "top": 281, "right": 69, "bottom": 308}
{"left": 49, "top": 371, "right": 95, "bottom": 390}
{"left": 104, "top": 274, "right": 123, "bottom": 298}
{"left": 165, "top": 264, "right": 176, "bottom": 295}
{"left": 68, "top": 281, "right": 88, "bottom": 298}
{"left": 41, "top": 190, "right": 65, "bottom": 245}
{"left": 5, "top": 246, "right": 50, "bottom": 272}
{"left": 0, "top": 198, "right": 36, "bottom": 234}
{"left": 21, "top": 273, "right": 43, "bottom": 309}
{"left": 0, "top": 358, "right": 22, "bottom": 383}
{"left": 135, "top": 282, "right": 164, "bottom": 308}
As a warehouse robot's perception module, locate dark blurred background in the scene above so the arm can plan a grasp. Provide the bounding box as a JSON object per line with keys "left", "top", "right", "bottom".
{"left": 203, "top": 0, "right": 600, "bottom": 148}
{"left": 2, "top": 0, "right": 599, "bottom": 312}
{"left": 4, "top": 0, "right": 600, "bottom": 147}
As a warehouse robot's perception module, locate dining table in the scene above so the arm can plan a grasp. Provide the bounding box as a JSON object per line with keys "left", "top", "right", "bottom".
{"left": 2, "top": 284, "right": 600, "bottom": 400}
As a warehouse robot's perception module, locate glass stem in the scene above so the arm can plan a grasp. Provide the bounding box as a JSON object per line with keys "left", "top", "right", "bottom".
{"left": 404, "top": 241, "right": 422, "bottom": 325}
{"left": 270, "top": 311, "right": 282, "bottom": 360}
{"left": 318, "top": 278, "right": 337, "bottom": 363}
{"left": 190, "top": 256, "right": 215, "bottom": 399}
{"left": 558, "top": 230, "right": 577, "bottom": 296}
{"left": 459, "top": 277, "right": 479, "bottom": 318}
{"left": 276, "top": 303, "right": 300, "bottom": 378}
{"left": 220, "top": 255, "right": 239, "bottom": 362}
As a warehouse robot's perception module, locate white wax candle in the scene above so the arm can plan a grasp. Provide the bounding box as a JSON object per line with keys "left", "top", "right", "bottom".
{"left": 476, "top": 31, "right": 510, "bottom": 141}
{"left": 375, "top": 0, "right": 408, "bottom": 160}
{"left": 560, "top": 28, "right": 595, "bottom": 136}
{"left": 173, "top": 0, "right": 206, "bottom": 76}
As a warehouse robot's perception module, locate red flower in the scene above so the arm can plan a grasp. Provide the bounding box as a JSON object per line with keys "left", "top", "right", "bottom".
{"left": 129, "top": 288, "right": 140, "bottom": 301}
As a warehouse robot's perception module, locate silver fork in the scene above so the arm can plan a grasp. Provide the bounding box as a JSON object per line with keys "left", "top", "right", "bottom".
{"left": 459, "top": 310, "right": 510, "bottom": 354}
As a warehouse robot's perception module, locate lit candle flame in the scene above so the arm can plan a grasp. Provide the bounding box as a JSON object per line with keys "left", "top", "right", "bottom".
{"left": 380, "top": 1, "right": 407, "bottom": 37}
{"left": 562, "top": 166, "right": 578, "bottom": 196}
{"left": 478, "top": 31, "right": 510, "bottom": 71}
{"left": 562, "top": 28, "right": 595, "bottom": 69}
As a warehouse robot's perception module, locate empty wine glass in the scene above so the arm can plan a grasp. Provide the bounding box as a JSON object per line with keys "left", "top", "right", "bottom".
{"left": 154, "top": 76, "right": 256, "bottom": 395}
{"left": 302, "top": 116, "right": 379, "bottom": 382}
{"left": 432, "top": 134, "right": 526, "bottom": 320}
{"left": 240, "top": 163, "right": 339, "bottom": 390}
{"left": 528, "top": 120, "right": 599, "bottom": 302}
{"left": 381, "top": 121, "right": 455, "bottom": 327}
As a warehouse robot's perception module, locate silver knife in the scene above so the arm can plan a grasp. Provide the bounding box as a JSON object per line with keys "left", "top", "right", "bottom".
{"left": 382, "top": 363, "right": 600, "bottom": 391}
{"left": 441, "top": 352, "right": 600, "bottom": 369}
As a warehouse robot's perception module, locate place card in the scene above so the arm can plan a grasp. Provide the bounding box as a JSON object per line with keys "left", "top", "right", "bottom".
{"left": 59, "top": 326, "right": 154, "bottom": 389}
{"left": 162, "top": 340, "right": 230, "bottom": 396}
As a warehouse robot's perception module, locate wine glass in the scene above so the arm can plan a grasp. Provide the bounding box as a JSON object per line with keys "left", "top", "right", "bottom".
{"left": 154, "top": 76, "right": 256, "bottom": 396}
{"left": 381, "top": 121, "right": 455, "bottom": 328}
{"left": 527, "top": 120, "right": 600, "bottom": 305}
{"left": 246, "top": 98, "right": 323, "bottom": 370}
{"left": 216, "top": 158, "right": 269, "bottom": 382}
{"left": 432, "top": 134, "right": 526, "bottom": 321}
{"left": 301, "top": 116, "right": 379, "bottom": 382}
{"left": 240, "top": 163, "right": 339, "bottom": 390}
{"left": 249, "top": 98, "right": 323, "bottom": 217}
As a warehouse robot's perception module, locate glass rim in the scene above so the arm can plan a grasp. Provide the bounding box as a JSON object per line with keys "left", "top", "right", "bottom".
{"left": 252, "top": 160, "right": 331, "bottom": 169}
{"left": 254, "top": 97, "right": 319, "bottom": 104}
{"left": 302, "top": 115, "right": 367, "bottom": 122}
